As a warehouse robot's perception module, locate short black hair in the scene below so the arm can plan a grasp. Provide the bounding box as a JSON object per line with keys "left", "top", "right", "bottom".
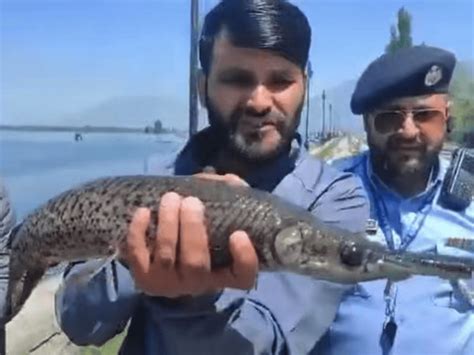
{"left": 199, "top": 0, "right": 311, "bottom": 75}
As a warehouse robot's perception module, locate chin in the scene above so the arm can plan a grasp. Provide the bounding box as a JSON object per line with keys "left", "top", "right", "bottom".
{"left": 232, "top": 135, "right": 285, "bottom": 162}
{"left": 391, "top": 157, "right": 424, "bottom": 175}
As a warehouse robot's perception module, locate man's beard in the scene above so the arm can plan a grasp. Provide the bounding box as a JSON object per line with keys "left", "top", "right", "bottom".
{"left": 368, "top": 134, "right": 442, "bottom": 179}
{"left": 205, "top": 94, "right": 303, "bottom": 163}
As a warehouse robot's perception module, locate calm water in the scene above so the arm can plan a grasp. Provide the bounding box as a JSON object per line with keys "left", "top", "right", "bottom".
{"left": 0, "top": 131, "right": 185, "bottom": 220}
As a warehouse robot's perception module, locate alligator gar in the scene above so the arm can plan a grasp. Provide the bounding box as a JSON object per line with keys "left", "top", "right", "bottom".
{"left": 2, "top": 175, "right": 474, "bottom": 325}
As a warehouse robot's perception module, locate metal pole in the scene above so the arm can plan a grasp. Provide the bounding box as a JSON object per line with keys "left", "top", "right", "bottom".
{"left": 304, "top": 60, "right": 312, "bottom": 148}
{"left": 189, "top": 0, "right": 199, "bottom": 136}
{"left": 322, "top": 90, "right": 326, "bottom": 138}
{"left": 329, "top": 103, "right": 333, "bottom": 136}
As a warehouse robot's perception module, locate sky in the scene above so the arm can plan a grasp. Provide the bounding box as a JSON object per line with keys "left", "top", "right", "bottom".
{"left": 0, "top": 0, "right": 473, "bottom": 126}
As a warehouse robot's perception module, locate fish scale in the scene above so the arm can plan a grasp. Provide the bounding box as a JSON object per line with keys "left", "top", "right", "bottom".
{"left": 1, "top": 174, "right": 474, "bottom": 327}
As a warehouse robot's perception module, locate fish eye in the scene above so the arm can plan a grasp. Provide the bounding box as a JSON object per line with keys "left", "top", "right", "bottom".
{"left": 340, "top": 242, "right": 364, "bottom": 267}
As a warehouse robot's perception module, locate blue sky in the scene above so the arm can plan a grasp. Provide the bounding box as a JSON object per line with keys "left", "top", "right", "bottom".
{"left": 1, "top": 0, "right": 473, "bottom": 126}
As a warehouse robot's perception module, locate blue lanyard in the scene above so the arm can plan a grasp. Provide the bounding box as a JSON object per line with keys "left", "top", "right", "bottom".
{"left": 367, "top": 177, "right": 438, "bottom": 252}
{"left": 366, "top": 170, "right": 440, "bottom": 353}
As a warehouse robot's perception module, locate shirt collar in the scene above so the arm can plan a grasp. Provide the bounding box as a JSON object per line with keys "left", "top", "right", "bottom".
{"left": 173, "top": 126, "right": 304, "bottom": 192}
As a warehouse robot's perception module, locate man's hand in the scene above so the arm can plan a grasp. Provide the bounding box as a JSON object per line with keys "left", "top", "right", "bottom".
{"left": 121, "top": 173, "right": 258, "bottom": 298}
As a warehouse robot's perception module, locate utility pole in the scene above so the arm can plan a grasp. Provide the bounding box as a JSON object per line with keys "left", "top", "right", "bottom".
{"left": 322, "top": 90, "right": 326, "bottom": 138}
{"left": 188, "top": 0, "right": 199, "bottom": 137}
{"left": 329, "top": 103, "right": 333, "bottom": 136}
{"left": 304, "top": 60, "right": 313, "bottom": 148}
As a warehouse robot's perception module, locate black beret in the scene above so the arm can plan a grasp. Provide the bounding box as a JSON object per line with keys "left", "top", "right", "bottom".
{"left": 351, "top": 45, "right": 457, "bottom": 114}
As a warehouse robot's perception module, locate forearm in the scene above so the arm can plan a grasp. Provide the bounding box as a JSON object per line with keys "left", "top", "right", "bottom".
{"left": 145, "top": 287, "right": 288, "bottom": 355}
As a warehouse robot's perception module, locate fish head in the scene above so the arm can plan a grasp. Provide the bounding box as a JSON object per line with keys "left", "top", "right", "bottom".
{"left": 271, "top": 224, "right": 411, "bottom": 283}
{"left": 272, "top": 223, "right": 474, "bottom": 283}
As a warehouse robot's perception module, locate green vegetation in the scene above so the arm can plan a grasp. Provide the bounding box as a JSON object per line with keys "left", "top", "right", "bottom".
{"left": 450, "top": 61, "right": 474, "bottom": 146}
{"left": 79, "top": 332, "right": 126, "bottom": 355}
{"left": 385, "top": 7, "right": 413, "bottom": 54}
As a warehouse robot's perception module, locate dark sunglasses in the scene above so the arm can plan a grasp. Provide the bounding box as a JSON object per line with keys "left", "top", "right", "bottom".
{"left": 372, "top": 108, "right": 447, "bottom": 134}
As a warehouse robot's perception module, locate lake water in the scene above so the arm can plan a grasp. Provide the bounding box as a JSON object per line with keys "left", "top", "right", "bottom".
{"left": 0, "top": 131, "right": 185, "bottom": 220}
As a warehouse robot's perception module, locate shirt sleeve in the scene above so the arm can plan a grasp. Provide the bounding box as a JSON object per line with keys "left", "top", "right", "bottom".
{"left": 55, "top": 259, "right": 140, "bottom": 346}
{"left": 312, "top": 168, "right": 370, "bottom": 233}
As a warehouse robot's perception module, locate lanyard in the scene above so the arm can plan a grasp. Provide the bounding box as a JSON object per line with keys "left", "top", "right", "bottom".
{"left": 365, "top": 168, "right": 440, "bottom": 353}
{"left": 367, "top": 176, "right": 438, "bottom": 252}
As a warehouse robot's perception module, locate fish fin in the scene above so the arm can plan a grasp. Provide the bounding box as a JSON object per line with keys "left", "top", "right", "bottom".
{"left": 61, "top": 254, "right": 117, "bottom": 287}
{"left": 2, "top": 260, "right": 47, "bottom": 325}
{"left": 13, "top": 267, "right": 47, "bottom": 318}
{"left": 451, "top": 279, "right": 474, "bottom": 307}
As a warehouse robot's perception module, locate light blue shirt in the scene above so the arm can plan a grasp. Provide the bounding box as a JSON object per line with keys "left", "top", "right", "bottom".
{"left": 320, "top": 151, "right": 474, "bottom": 355}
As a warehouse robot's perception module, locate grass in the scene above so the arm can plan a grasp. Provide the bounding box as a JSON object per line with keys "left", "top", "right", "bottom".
{"left": 79, "top": 332, "right": 126, "bottom": 355}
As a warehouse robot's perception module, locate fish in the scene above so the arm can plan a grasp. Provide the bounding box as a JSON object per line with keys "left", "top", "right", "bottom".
{"left": 2, "top": 175, "right": 474, "bottom": 325}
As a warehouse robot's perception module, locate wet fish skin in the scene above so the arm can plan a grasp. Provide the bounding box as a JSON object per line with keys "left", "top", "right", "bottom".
{"left": 2, "top": 175, "right": 474, "bottom": 325}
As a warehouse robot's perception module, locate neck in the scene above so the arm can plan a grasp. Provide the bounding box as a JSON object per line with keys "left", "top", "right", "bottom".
{"left": 386, "top": 172, "right": 431, "bottom": 198}
{"left": 210, "top": 149, "right": 258, "bottom": 178}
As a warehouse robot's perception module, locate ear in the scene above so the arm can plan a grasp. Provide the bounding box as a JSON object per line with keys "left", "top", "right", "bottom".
{"left": 446, "top": 115, "right": 454, "bottom": 133}
{"left": 198, "top": 69, "right": 207, "bottom": 108}
{"left": 445, "top": 98, "right": 453, "bottom": 133}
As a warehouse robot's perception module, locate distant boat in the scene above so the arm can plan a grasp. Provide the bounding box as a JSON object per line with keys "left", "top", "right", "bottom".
{"left": 74, "top": 133, "right": 83, "bottom": 141}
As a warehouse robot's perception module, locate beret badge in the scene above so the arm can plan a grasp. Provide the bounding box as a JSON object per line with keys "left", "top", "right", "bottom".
{"left": 424, "top": 64, "right": 443, "bottom": 87}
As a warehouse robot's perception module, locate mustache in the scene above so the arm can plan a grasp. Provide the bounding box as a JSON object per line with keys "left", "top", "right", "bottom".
{"left": 231, "top": 108, "right": 286, "bottom": 127}
{"left": 387, "top": 137, "right": 425, "bottom": 151}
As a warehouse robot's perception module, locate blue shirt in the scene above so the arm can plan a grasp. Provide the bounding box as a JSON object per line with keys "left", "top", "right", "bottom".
{"left": 55, "top": 129, "right": 369, "bottom": 354}
{"left": 320, "top": 151, "right": 474, "bottom": 355}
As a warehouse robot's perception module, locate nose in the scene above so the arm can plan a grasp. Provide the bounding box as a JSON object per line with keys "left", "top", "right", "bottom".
{"left": 247, "top": 85, "right": 272, "bottom": 115}
{"left": 399, "top": 113, "right": 419, "bottom": 139}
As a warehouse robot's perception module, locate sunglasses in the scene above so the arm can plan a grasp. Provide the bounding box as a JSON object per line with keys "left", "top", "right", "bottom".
{"left": 372, "top": 108, "right": 447, "bottom": 134}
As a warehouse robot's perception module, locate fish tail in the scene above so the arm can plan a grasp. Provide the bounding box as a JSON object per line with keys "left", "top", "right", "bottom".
{"left": 1, "top": 253, "right": 47, "bottom": 326}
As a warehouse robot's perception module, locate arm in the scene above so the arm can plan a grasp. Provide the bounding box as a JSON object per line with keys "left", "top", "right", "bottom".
{"left": 54, "top": 259, "right": 139, "bottom": 346}
{"left": 312, "top": 169, "right": 370, "bottom": 233}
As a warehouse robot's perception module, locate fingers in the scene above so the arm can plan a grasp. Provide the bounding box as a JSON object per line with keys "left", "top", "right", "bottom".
{"left": 212, "top": 231, "right": 258, "bottom": 290}
{"left": 152, "top": 192, "right": 181, "bottom": 270}
{"left": 126, "top": 208, "right": 152, "bottom": 283}
{"left": 178, "top": 197, "right": 212, "bottom": 292}
{"left": 194, "top": 172, "right": 249, "bottom": 187}
{"left": 228, "top": 231, "right": 259, "bottom": 288}
{"left": 223, "top": 174, "right": 249, "bottom": 187}
{"left": 125, "top": 193, "right": 257, "bottom": 298}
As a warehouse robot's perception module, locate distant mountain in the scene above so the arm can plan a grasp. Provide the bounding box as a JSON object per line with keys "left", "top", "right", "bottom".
{"left": 307, "top": 79, "right": 363, "bottom": 134}
{"left": 58, "top": 95, "right": 189, "bottom": 130}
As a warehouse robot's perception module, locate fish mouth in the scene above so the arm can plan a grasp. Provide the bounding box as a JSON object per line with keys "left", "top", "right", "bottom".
{"left": 379, "top": 251, "right": 474, "bottom": 280}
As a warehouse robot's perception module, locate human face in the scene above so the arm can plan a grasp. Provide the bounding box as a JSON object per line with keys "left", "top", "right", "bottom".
{"left": 365, "top": 94, "right": 449, "bottom": 176}
{"left": 201, "top": 33, "right": 306, "bottom": 162}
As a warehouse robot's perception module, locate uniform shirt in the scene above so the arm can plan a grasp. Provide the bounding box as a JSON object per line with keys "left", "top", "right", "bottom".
{"left": 55, "top": 129, "right": 369, "bottom": 355}
{"left": 320, "top": 151, "right": 474, "bottom": 355}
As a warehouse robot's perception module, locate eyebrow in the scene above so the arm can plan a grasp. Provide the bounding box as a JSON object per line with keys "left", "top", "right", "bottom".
{"left": 217, "top": 67, "right": 298, "bottom": 78}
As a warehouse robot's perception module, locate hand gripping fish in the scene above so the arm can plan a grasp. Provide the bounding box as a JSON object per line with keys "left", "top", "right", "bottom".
{"left": 1, "top": 175, "right": 474, "bottom": 325}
